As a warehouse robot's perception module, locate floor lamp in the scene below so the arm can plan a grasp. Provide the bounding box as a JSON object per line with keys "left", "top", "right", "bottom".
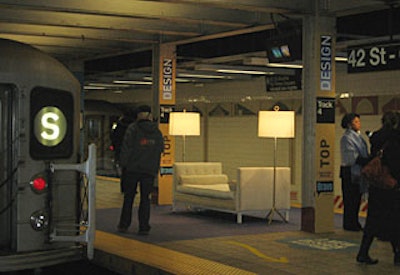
{"left": 169, "top": 111, "right": 200, "bottom": 162}
{"left": 258, "top": 106, "right": 295, "bottom": 224}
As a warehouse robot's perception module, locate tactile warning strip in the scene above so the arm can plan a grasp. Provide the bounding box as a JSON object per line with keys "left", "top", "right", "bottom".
{"left": 94, "top": 230, "right": 256, "bottom": 275}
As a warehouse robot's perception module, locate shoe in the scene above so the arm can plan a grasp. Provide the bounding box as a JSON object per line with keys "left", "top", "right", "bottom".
{"left": 356, "top": 255, "right": 379, "bottom": 265}
{"left": 138, "top": 226, "right": 151, "bottom": 235}
{"left": 137, "top": 229, "right": 150, "bottom": 235}
{"left": 344, "top": 224, "right": 363, "bottom": 232}
{"left": 117, "top": 226, "right": 128, "bottom": 233}
{"left": 344, "top": 227, "right": 362, "bottom": 232}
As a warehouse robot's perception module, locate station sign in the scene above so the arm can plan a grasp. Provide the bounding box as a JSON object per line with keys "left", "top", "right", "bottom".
{"left": 266, "top": 72, "right": 301, "bottom": 92}
{"left": 347, "top": 43, "right": 400, "bottom": 73}
{"left": 316, "top": 181, "right": 334, "bottom": 194}
{"left": 316, "top": 97, "right": 335, "bottom": 123}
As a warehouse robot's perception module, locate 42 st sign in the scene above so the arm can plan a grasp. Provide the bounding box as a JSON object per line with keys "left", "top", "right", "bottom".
{"left": 347, "top": 44, "right": 400, "bottom": 73}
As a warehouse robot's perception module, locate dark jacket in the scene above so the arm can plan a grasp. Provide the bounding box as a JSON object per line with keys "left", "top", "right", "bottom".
{"left": 364, "top": 128, "right": 400, "bottom": 241}
{"left": 379, "top": 129, "right": 400, "bottom": 183}
{"left": 119, "top": 119, "right": 164, "bottom": 176}
{"left": 111, "top": 116, "right": 134, "bottom": 161}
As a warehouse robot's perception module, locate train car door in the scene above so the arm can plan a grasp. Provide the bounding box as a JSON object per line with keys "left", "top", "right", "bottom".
{"left": 85, "top": 115, "right": 105, "bottom": 170}
{"left": 0, "top": 85, "right": 16, "bottom": 251}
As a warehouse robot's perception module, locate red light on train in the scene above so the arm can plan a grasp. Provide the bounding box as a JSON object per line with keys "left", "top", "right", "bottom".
{"left": 30, "top": 175, "right": 47, "bottom": 193}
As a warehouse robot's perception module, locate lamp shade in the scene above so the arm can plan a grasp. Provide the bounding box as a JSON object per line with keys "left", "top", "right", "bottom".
{"left": 258, "top": 110, "right": 295, "bottom": 138}
{"left": 169, "top": 112, "right": 200, "bottom": 136}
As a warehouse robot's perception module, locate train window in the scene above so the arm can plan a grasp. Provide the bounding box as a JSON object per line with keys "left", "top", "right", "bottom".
{"left": 87, "top": 118, "right": 101, "bottom": 139}
{"left": 30, "top": 87, "right": 74, "bottom": 159}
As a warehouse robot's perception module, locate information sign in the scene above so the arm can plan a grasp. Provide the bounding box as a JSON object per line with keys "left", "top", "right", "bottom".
{"left": 347, "top": 44, "right": 400, "bottom": 73}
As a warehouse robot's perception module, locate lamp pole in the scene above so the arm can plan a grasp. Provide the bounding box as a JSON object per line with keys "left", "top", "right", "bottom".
{"left": 266, "top": 107, "right": 289, "bottom": 224}
{"left": 182, "top": 134, "right": 186, "bottom": 162}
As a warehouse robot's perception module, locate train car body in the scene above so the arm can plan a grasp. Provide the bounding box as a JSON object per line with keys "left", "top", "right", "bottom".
{"left": 84, "top": 100, "right": 122, "bottom": 176}
{"left": 0, "top": 38, "right": 84, "bottom": 271}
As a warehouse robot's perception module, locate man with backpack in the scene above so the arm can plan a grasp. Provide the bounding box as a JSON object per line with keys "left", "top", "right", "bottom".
{"left": 111, "top": 110, "right": 136, "bottom": 192}
{"left": 117, "top": 105, "right": 164, "bottom": 235}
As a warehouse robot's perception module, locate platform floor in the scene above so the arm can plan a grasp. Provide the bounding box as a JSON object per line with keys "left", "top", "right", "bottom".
{"left": 93, "top": 176, "right": 400, "bottom": 275}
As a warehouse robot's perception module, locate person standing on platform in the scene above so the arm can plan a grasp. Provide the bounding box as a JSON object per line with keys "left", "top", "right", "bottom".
{"left": 111, "top": 110, "right": 137, "bottom": 192}
{"left": 340, "top": 113, "right": 369, "bottom": 232}
{"left": 117, "top": 105, "right": 164, "bottom": 235}
{"left": 111, "top": 110, "right": 137, "bottom": 166}
{"left": 357, "top": 111, "right": 400, "bottom": 265}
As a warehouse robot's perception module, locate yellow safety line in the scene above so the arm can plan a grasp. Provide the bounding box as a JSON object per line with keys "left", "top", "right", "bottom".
{"left": 291, "top": 203, "right": 366, "bottom": 218}
{"left": 95, "top": 231, "right": 256, "bottom": 275}
{"left": 225, "top": 241, "right": 289, "bottom": 263}
{"left": 96, "top": 175, "right": 120, "bottom": 182}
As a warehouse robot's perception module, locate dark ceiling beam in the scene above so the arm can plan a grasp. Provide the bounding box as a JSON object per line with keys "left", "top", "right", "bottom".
{"left": 0, "top": 0, "right": 276, "bottom": 27}
{"left": 0, "top": 8, "right": 204, "bottom": 37}
{"left": 158, "top": 0, "right": 311, "bottom": 14}
{"left": 0, "top": 22, "right": 163, "bottom": 45}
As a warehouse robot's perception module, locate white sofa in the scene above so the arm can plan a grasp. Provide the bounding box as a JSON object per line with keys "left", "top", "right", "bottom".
{"left": 172, "top": 162, "right": 291, "bottom": 224}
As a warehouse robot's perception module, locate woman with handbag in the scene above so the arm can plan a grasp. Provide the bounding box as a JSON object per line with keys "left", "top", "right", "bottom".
{"left": 357, "top": 111, "right": 400, "bottom": 265}
{"left": 340, "top": 113, "right": 369, "bottom": 232}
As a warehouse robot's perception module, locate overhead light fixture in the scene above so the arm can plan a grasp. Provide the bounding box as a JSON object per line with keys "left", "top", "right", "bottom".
{"left": 216, "top": 69, "right": 274, "bottom": 75}
{"left": 267, "top": 63, "right": 303, "bottom": 69}
{"left": 178, "top": 72, "right": 231, "bottom": 79}
{"left": 113, "top": 80, "right": 152, "bottom": 85}
{"left": 195, "top": 64, "right": 294, "bottom": 76}
{"left": 141, "top": 75, "right": 192, "bottom": 83}
{"left": 87, "top": 83, "right": 130, "bottom": 88}
{"left": 335, "top": 56, "right": 348, "bottom": 62}
{"left": 175, "top": 78, "right": 192, "bottom": 83}
{"left": 83, "top": 86, "right": 107, "bottom": 90}
{"left": 339, "top": 92, "right": 352, "bottom": 98}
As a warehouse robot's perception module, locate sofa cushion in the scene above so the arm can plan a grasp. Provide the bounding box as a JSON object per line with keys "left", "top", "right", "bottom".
{"left": 179, "top": 174, "right": 228, "bottom": 185}
{"left": 177, "top": 184, "right": 234, "bottom": 199}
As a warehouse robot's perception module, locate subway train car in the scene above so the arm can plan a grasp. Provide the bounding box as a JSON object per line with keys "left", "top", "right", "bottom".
{"left": 0, "top": 38, "right": 88, "bottom": 271}
{"left": 84, "top": 99, "right": 122, "bottom": 176}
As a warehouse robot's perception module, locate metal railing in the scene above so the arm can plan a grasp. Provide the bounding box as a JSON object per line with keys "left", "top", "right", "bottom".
{"left": 49, "top": 143, "right": 96, "bottom": 260}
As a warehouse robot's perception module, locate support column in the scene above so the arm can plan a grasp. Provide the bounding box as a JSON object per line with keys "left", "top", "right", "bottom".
{"left": 152, "top": 44, "right": 176, "bottom": 205}
{"left": 301, "top": 5, "right": 336, "bottom": 233}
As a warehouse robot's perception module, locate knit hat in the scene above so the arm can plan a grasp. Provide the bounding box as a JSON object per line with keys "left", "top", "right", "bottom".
{"left": 136, "top": 105, "right": 151, "bottom": 113}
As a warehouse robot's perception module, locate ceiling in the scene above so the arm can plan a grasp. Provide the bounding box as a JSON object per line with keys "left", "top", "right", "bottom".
{"left": 1, "top": 0, "right": 400, "bottom": 99}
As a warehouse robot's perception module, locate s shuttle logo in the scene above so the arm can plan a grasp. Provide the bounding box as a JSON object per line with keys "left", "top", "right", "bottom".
{"left": 34, "top": 106, "right": 67, "bottom": 147}
{"left": 30, "top": 87, "right": 73, "bottom": 159}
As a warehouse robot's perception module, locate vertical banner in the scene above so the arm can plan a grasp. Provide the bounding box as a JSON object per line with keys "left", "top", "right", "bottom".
{"left": 158, "top": 45, "right": 176, "bottom": 205}
{"left": 314, "top": 35, "right": 335, "bottom": 232}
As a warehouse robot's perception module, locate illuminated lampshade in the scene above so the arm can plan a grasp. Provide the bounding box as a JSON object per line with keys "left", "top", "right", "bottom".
{"left": 169, "top": 112, "right": 200, "bottom": 136}
{"left": 258, "top": 109, "right": 295, "bottom": 138}
{"left": 169, "top": 111, "right": 200, "bottom": 161}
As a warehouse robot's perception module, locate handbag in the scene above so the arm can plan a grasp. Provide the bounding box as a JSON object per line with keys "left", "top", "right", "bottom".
{"left": 361, "top": 148, "right": 398, "bottom": 189}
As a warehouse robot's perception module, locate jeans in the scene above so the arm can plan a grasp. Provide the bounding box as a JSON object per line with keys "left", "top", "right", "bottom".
{"left": 118, "top": 172, "right": 154, "bottom": 231}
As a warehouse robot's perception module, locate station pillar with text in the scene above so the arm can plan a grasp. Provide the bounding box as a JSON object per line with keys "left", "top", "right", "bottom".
{"left": 153, "top": 44, "right": 176, "bottom": 205}
{"left": 301, "top": 11, "right": 336, "bottom": 233}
